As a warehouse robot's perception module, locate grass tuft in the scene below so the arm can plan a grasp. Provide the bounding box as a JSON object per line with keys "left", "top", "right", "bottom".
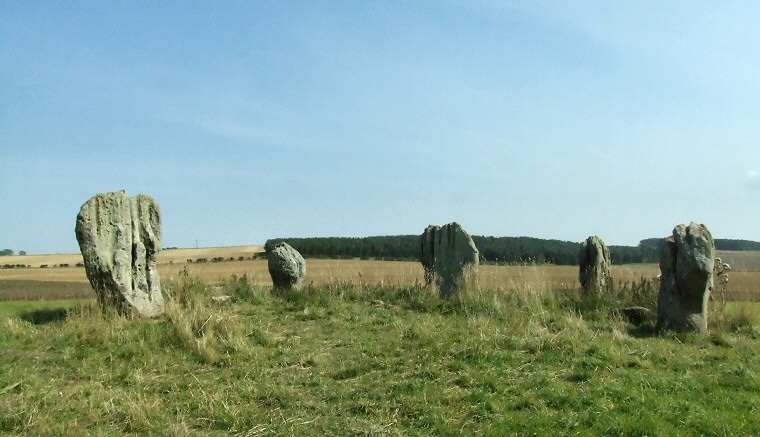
{"left": 163, "top": 273, "right": 251, "bottom": 364}
{"left": 711, "top": 301, "right": 760, "bottom": 335}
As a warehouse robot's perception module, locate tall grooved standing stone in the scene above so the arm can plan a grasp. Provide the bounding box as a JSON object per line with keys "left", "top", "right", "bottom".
{"left": 420, "top": 225, "right": 438, "bottom": 286}
{"left": 656, "top": 223, "right": 715, "bottom": 334}
{"left": 75, "top": 191, "right": 165, "bottom": 317}
{"left": 578, "top": 235, "right": 612, "bottom": 293}
{"left": 419, "top": 222, "right": 479, "bottom": 296}
{"left": 268, "top": 242, "right": 306, "bottom": 290}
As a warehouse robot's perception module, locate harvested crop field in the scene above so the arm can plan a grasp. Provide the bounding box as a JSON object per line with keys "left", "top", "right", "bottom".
{"left": 2, "top": 248, "right": 758, "bottom": 301}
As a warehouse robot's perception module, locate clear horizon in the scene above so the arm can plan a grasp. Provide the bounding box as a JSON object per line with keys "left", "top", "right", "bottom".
{"left": 2, "top": 2, "right": 759, "bottom": 254}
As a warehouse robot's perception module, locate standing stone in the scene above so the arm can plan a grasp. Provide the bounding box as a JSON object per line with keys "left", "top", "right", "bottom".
{"left": 578, "top": 236, "right": 612, "bottom": 293}
{"left": 419, "top": 222, "right": 479, "bottom": 296}
{"left": 75, "top": 191, "right": 164, "bottom": 317}
{"left": 656, "top": 223, "right": 715, "bottom": 334}
{"left": 268, "top": 242, "right": 306, "bottom": 290}
{"left": 420, "top": 225, "right": 438, "bottom": 286}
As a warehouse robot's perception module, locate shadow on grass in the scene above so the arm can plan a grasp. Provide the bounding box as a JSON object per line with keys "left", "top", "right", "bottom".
{"left": 627, "top": 323, "right": 657, "bottom": 338}
{"left": 19, "top": 307, "right": 69, "bottom": 325}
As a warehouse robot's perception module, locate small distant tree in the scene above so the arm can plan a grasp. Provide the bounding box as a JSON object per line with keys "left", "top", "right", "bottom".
{"left": 0, "top": 249, "right": 13, "bottom": 256}
{"left": 18, "top": 250, "right": 27, "bottom": 256}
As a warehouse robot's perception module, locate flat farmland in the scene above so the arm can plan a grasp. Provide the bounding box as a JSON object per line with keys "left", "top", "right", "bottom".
{"left": 162, "top": 259, "right": 660, "bottom": 289}
{"left": 716, "top": 250, "right": 760, "bottom": 271}
{"left": 2, "top": 248, "right": 758, "bottom": 300}
{"left": 0, "top": 245, "right": 264, "bottom": 270}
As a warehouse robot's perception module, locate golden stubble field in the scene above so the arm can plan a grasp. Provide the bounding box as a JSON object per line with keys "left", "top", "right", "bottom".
{"left": 0, "top": 246, "right": 263, "bottom": 271}
{"left": 1, "top": 248, "right": 758, "bottom": 300}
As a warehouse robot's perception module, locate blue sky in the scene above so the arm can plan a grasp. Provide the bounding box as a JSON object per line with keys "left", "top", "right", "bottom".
{"left": 2, "top": 1, "right": 759, "bottom": 254}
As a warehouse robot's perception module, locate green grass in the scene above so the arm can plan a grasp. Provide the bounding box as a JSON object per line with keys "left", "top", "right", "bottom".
{"left": 0, "top": 280, "right": 92, "bottom": 301}
{"left": 1, "top": 275, "right": 760, "bottom": 435}
{"left": 0, "top": 299, "right": 92, "bottom": 322}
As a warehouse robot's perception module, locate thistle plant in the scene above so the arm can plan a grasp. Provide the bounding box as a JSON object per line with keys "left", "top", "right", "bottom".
{"left": 710, "top": 257, "right": 732, "bottom": 321}
{"left": 713, "top": 257, "right": 731, "bottom": 299}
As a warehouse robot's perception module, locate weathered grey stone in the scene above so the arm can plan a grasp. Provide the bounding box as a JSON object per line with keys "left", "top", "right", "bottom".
{"left": 419, "top": 222, "right": 479, "bottom": 296}
{"left": 75, "top": 190, "right": 164, "bottom": 317}
{"left": 420, "top": 225, "right": 438, "bottom": 286}
{"left": 268, "top": 242, "right": 306, "bottom": 290}
{"left": 656, "top": 223, "right": 715, "bottom": 334}
{"left": 578, "top": 236, "right": 612, "bottom": 293}
{"left": 617, "top": 306, "right": 653, "bottom": 326}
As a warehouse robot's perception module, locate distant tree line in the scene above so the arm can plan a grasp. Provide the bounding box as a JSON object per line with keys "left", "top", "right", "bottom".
{"left": 713, "top": 239, "right": 760, "bottom": 251}
{"left": 636, "top": 237, "right": 760, "bottom": 259}
{"left": 264, "top": 235, "right": 592, "bottom": 265}
{"left": 474, "top": 236, "right": 580, "bottom": 265}
{"left": 1, "top": 249, "right": 28, "bottom": 256}
{"left": 265, "top": 236, "right": 419, "bottom": 261}
{"left": 474, "top": 237, "right": 664, "bottom": 265}
{"left": 265, "top": 235, "right": 760, "bottom": 266}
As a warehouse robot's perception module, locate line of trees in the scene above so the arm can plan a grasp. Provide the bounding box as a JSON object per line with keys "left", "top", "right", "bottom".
{"left": 474, "top": 236, "right": 581, "bottom": 265}
{"left": 5, "top": 235, "right": 756, "bottom": 266}
{"left": 265, "top": 235, "right": 760, "bottom": 266}
{"left": 265, "top": 236, "right": 419, "bottom": 261}
{"left": 713, "top": 239, "right": 760, "bottom": 251}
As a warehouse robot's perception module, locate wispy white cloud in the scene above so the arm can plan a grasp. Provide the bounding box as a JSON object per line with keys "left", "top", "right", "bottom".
{"left": 522, "top": 1, "right": 760, "bottom": 94}
{"left": 746, "top": 170, "right": 760, "bottom": 200}
{"left": 748, "top": 170, "right": 760, "bottom": 193}
{"left": 193, "top": 116, "right": 290, "bottom": 147}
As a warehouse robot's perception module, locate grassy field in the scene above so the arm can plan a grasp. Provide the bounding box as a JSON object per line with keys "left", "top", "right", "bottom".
{"left": 2, "top": 246, "right": 759, "bottom": 434}
{"left": 1, "top": 275, "right": 759, "bottom": 435}
{"left": 0, "top": 280, "right": 92, "bottom": 301}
